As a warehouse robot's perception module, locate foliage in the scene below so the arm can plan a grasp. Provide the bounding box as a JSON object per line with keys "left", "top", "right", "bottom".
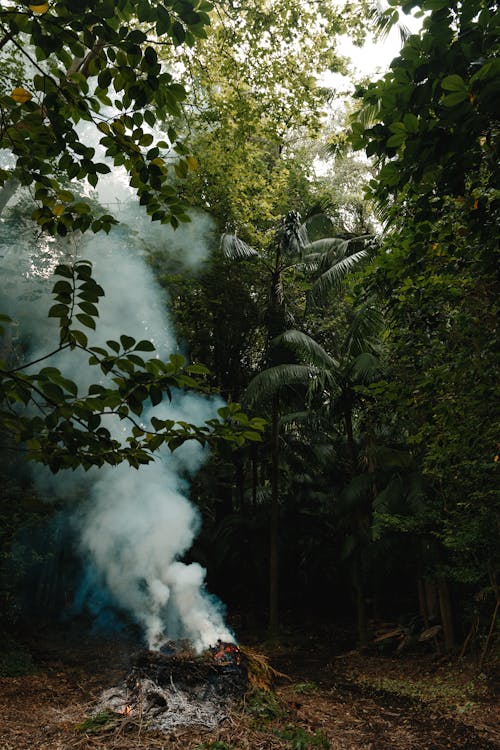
{"left": 350, "top": 0, "right": 499, "bottom": 604}
{"left": 246, "top": 687, "right": 285, "bottom": 722}
{"left": 275, "top": 725, "right": 330, "bottom": 750}
{"left": 0, "top": 0, "right": 214, "bottom": 231}
{"left": 75, "top": 711, "right": 118, "bottom": 733}
{"left": 0, "top": 260, "right": 265, "bottom": 472}
{"left": 0, "top": 1, "right": 269, "bottom": 473}
{"left": 293, "top": 682, "right": 319, "bottom": 695}
{"left": 170, "top": 0, "right": 371, "bottom": 245}
{"left": 351, "top": 0, "right": 499, "bottom": 215}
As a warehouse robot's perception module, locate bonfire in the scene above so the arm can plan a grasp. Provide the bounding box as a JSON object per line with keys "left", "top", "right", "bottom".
{"left": 95, "top": 640, "right": 247, "bottom": 731}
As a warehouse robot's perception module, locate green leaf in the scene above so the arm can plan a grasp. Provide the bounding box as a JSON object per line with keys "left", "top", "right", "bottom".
{"left": 76, "top": 313, "right": 96, "bottom": 330}
{"left": 441, "top": 74, "right": 467, "bottom": 92}
{"left": 54, "top": 264, "right": 73, "bottom": 278}
{"left": 52, "top": 280, "right": 73, "bottom": 295}
{"left": 69, "top": 329, "right": 88, "bottom": 347}
{"left": 149, "top": 386, "right": 163, "bottom": 406}
{"left": 442, "top": 91, "right": 469, "bottom": 107}
{"left": 78, "top": 301, "right": 99, "bottom": 317}
{"left": 403, "top": 113, "right": 419, "bottom": 133}
{"left": 41, "top": 382, "right": 65, "bottom": 402}
{"left": 387, "top": 133, "right": 406, "bottom": 148}
{"left": 48, "top": 304, "right": 69, "bottom": 318}
{"left": 120, "top": 335, "right": 136, "bottom": 350}
{"left": 135, "top": 339, "right": 155, "bottom": 351}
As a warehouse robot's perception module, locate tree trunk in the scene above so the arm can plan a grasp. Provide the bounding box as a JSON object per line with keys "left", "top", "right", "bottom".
{"left": 345, "top": 407, "right": 369, "bottom": 648}
{"left": 251, "top": 444, "right": 258, "bottom": 508}
{"left": 353, "top": 555, "right": 369, "bottom": 648}
{"left": 235, "top": 456, "right": 245, "bottom": 510}
{"left": 418, "top": 577, "right": 429, "bottom": 626}
{"left": 269, "top": 396, "right": 280, "bottom": 634}
{"left": 438, "top": 577, "right": 455, "bottom": 651}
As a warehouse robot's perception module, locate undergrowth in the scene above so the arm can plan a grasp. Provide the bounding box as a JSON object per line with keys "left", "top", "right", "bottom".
{"left": 276, "top": 725, "right": 330, "bottom": 749}
{"left": 245, "top": 687, "right": 285, "bottom": 721}
{"left": 75, "top": 711, "right": 118, "bottom": 733}
{"left": 0, "top": 635, "right": 35, "bottom": 676}
{"left": 294, "top": 681, "right": 319, "bottom": 694}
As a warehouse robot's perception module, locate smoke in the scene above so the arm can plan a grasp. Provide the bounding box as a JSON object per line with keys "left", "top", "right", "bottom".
{"left": 0, "top": 197, "right": 234, "bottom": 652}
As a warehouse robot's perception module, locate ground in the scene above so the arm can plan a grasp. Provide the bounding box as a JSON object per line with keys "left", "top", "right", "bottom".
{"left": 0, "top": 627, "right": 498, "bottom": 750}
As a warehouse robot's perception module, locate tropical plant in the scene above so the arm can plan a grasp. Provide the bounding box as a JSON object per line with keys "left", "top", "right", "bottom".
{"left": 222, "top": 211, "right": 375, "bottom": 631}
{"left": 350, "top": 0, "right": 499, "bottom": 648}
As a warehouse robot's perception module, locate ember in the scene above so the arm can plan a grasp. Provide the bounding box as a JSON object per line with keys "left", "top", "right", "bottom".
{"left": 117, "top": 704, "right": 133, "bottom": 716}
{"left": 212, "top": 640, "right": 242, "bottom": 669}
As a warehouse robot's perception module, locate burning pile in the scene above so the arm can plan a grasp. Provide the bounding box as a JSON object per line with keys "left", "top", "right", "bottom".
{"left": 96, "top": 642, "right": 247, "bottom": 731}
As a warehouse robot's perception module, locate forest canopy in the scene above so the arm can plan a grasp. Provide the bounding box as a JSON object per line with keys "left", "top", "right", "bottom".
{"left": 0, "top": 0, "right": 498, "bottom": 666}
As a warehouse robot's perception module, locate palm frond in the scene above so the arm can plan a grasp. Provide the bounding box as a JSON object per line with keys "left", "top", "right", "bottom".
{"left": 349, "top": 351, "right": 383, "bottom": 383}
{"left": 220, "top": 232, "right": 258, "bottom": 259}
{"left": 273, "top": 278, "right": 284, "bottom": 305}
{"left": 273, "top": 329, "right": 339, "bottom": 370}
{"left": 350, "top": 101, "right": 382, "bottom": 131}
{"left": 312, "top": 443, "right": 338, "bottom": 465}
{"left": 344, "top": 301, "right": 385, "bottom": 357}
{"left": 311, "top": 248, "right": 368, "bottom": 301}
{"left": 243, "top": 364, "right": 315, "bottom": 407}
{"left": 373, "top": 476, "right": 404, "bottom": 511}
{"left": 368, "top": 0, "right": 406, "bottom": 42}
{"left": 299, "top": 252, "right": 323, "bottom": 273}
{"left": 303, "top": 237, "right": 350, "bottom": 258}
{"left": 281, "top": 211, "right": 308, "bottom": 256}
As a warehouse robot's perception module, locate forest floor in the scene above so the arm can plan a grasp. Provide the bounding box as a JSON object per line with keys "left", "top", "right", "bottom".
{"left": 0, "top": 626, "right": 498, "bottom": 750}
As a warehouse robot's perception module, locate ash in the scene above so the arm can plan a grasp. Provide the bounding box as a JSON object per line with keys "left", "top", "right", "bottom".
{"left": 95, "top": 647, "right": 246, "bottom": 731}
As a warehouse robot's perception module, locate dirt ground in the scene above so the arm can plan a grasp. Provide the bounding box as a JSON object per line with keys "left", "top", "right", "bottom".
{"left": 0, "top": 629, "right": 498, "bottom": 750}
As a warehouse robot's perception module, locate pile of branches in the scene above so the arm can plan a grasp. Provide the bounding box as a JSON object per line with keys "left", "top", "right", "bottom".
{"left": 95, "top": 647, "right": 247, "bottom": 732}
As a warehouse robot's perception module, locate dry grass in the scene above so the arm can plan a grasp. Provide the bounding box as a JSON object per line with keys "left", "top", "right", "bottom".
{"left": 1, "top": 637, "right": 498, "bottom": 750}
{"left": 239, "top": 644, "right": 290, "bottom": 692}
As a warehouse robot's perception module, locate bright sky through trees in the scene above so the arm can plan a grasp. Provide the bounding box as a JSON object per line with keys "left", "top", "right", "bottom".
{"left": 338, "top": 11, "right": 423, "bottom": 77}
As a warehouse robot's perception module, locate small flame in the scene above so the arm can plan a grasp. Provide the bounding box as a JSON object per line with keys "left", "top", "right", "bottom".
{"left": 213, "top": 641, "right": 241, "bottom": 666}
{"left": 118, "top": 704, "right": 133, "bottom": 716}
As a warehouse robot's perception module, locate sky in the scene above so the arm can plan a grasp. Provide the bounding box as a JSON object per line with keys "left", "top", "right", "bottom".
{"left": 337, "top": 7, "right": 424, "bottom": 78}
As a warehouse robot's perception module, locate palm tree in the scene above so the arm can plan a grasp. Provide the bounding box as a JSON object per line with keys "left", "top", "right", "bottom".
{"left": 243, "top": 288, "right": 385, "bottom": 641}
{"left": 222, "top": 212, "right": 375, "bottom": 632}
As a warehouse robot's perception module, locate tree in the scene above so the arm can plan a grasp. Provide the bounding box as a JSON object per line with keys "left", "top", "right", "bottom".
{"left": 0, "top": 0, "right": 214, "bottom": 231}
{"left": 0, "top": 259, "right": 265, "bottom": 472}
{"left": 0, "top": 1, "right": 266, "bottom": 471}
{"left": 169, "top": 0, "right": 372, "bottom": 244}
{"left": 224, "top": 212, "right": 373, "bottom": 631}
{"left": 351, "top": 0, "right": 499, "bottom": 649}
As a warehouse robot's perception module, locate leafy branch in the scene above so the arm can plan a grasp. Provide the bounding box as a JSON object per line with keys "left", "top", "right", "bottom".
{"left": 0, "top": 262, "right": 265, "bottom": 472}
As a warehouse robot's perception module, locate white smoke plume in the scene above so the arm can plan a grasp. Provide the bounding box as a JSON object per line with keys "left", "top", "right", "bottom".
{"left": 1, "top": 197, "right": 234, "bottom": 652}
